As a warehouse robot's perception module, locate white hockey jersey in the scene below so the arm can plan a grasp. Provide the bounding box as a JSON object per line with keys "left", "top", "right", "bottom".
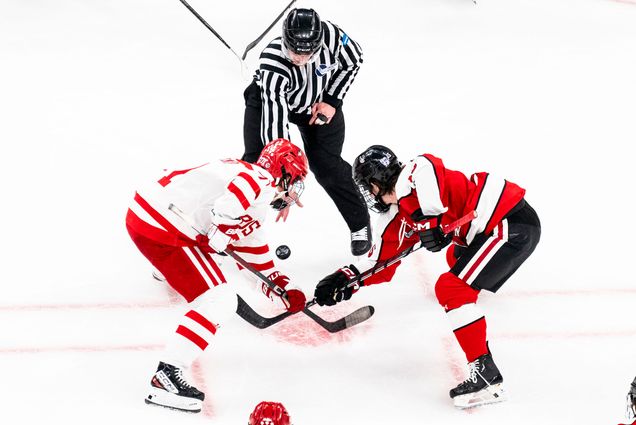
{"left": 126, "top": 159, "right": 280, "bottom": 276}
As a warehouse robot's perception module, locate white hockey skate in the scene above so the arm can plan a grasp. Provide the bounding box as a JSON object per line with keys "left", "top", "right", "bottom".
{"left": 145, "top": 362, "right": 204, "bottom": 413}
{"left": 452, "top": 382, "right": 506, "bottom": 409}
{"left": 450, "top": 353, "right": 507, "bottom": 409}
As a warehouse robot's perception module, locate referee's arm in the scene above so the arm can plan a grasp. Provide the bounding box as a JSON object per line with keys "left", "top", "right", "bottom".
{"left": 259, "top": 69, "right": 291, "bottom": 144}
{"left": 323, "top": 23, "right": 363, "bottom": 109}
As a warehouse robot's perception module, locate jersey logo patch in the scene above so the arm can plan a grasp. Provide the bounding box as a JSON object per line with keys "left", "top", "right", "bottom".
{"left": 315, "top": 63, "right": 338, "bottom": 77}
{"left": 398, "top": 218, "right": 409, "bottom": 249}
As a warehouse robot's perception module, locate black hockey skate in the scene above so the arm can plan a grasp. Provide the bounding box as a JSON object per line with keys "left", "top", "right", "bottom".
{"left": 450, "top": 352, "right": 506, "bottom": 409}
{"left": 350, "top": 224, "right": 372, "bottom": 256}
{"left": 145, "top": 362, "right": 204, "bottom": 413}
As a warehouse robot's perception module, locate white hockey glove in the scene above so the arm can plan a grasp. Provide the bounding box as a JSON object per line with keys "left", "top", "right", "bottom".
{"left": 207, "top": 224, "right": 233, "bottom": 253}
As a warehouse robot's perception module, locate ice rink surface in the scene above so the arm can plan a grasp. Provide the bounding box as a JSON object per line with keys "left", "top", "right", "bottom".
{"left": 2, "top": 0, "right": 636, "bottom": 423}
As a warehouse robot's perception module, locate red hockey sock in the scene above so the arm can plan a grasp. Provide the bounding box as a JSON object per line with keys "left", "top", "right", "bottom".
{"left": 453, "top": 316, "right": 488, "bottom": 362}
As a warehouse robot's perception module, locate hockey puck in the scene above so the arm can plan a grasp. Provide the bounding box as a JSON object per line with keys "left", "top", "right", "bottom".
{"left": 275, "top": 245, "right": 291, "bottom": 260}
{"left": 315, "top": 113, "right": 328, "bottom": 125}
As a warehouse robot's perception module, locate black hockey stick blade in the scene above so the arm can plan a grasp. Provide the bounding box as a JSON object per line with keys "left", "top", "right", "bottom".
{"left": 302, "top": 305, "right": 375, "bottom": 333}
{"left": 236, "top": 295, "right": 375, "bottom": 333}
{"left": 236, "top": 294, "right": 294, "bottom": 329}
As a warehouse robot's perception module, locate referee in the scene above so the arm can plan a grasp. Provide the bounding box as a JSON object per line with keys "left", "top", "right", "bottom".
{"left": 242, "top": 7, "right": 371, "bottom": 256}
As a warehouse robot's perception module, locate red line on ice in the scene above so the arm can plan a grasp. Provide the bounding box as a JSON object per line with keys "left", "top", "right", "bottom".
{"left": 495, "top": 329, "right": 636, "bottom": 340}
{"left": 0, "top": 343, "right": 163, "bottom": 354}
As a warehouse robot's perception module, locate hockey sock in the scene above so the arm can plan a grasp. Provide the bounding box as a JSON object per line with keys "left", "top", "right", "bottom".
{"left": 435, "top": 273, "right": 487, "bottom": 361}
{"left": 449, "top": 309, "right": 488, "bottom": 362}
{"left": 161, "top": 284, "right": 237, "bottom": 368}
{"left": 162, "top": 309, "right": 218, "bottom": 368}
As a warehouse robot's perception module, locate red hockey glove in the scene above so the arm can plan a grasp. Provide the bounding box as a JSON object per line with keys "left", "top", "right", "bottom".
{"left": 314, "top": 265, "right": 360, "bottom": 307}
{"left": 262, "top": 271, "right": 307, "bottom": 313}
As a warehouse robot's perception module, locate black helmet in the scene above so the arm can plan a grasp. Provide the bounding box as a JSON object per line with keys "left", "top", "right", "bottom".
{"left": 282, "top": 8, "right": 323, "bottom": 55}
{"left": 352, "top": 145, "right": 403, "bottom": 213}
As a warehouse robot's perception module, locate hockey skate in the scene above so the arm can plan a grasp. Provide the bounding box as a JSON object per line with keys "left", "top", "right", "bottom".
{"left": 351, "top": 224, "right": 371, "bottom": 256}
{"left": 450, "top": 352, "right": 506, "bottom": 409}
{"left": 145, "top": 362, "right": 204, "bottom": 413}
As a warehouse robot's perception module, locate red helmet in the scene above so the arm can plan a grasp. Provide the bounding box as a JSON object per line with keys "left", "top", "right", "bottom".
{"left": 256, "top": 138, "right": 309, "bottom": 189}
{"left": 248, "top": 401, "right": 291, "bottom": 425}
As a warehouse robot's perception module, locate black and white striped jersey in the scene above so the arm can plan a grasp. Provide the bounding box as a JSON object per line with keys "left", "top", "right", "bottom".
{"left": 254, "top": 20, "right": 363, "bottom": 144}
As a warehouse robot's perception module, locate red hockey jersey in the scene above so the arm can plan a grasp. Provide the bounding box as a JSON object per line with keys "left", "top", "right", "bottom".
{"left": 353, "top": 153, "right": 525, "bottom": 285}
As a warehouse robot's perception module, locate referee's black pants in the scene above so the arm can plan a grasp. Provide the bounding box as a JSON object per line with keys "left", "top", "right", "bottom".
{"left": 242, "top": 81, "right": 369, "bottom": 233}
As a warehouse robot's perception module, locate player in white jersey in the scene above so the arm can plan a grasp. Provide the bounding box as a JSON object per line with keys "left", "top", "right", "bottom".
{"left": 125, "top": 138, "right": 309, "bottom": 413}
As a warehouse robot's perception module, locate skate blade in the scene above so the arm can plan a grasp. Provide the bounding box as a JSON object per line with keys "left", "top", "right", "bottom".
{"left": 145, "top": 390, "right": 202, "bottom": 413}
{"left": 453, "top": 383, "right": 507, "bottom": 409}
{"left": 152, "top": 270, "right": 167, "bottom": 283}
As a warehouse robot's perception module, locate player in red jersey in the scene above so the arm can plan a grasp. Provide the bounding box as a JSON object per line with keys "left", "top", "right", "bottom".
{"left": 126, "top": 138, "right": 308, "bottom": 413}
{"left": 313, "top": 145, "right": 541, "bottom": 409}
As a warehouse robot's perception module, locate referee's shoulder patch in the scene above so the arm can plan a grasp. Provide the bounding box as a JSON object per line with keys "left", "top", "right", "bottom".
{"left": 341, "top": 33, "right": 350, "bottom": 46}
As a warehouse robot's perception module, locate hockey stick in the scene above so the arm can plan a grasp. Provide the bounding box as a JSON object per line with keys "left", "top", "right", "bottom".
{"left": 339, "top": 209, "right": 478, "bottom": 293}
{"left": 245, "top": 210, "right": 478, "bottom": 327}
{"left": 235, "top": 295, "right": 375, "bottom": 332}
{"left": 167, "top": 203, "right": 374, "bottom": 333}
{"left": 241, "top": 0, "right": 297, "bottom": 60}
{"left": 227, "top": 246, "right": 374, "bottom": 333}
{"left": 176, "top": 0, "right": 248, "bottom": 75}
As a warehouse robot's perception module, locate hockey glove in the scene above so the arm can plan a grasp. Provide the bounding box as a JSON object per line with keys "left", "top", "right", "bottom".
{"left": 314, "top": 265, "right": 360, "bottom": 307}
{"left": 206, "top": 224, "right": 233, "bottom": 253}
{"left": 410, "top": 211, "right": 453, "bottom": 253}
{"left": 207, "top": 212, "right": 258, "bottom": 253}
{"left": 420, "top": 226, "right": 453, "bottom": 252}
{"left": 262, "top": 271, "right": 306, "bottom": 313}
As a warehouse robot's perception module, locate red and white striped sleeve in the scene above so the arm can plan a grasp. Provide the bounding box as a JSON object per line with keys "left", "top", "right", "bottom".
{"left": 410, "top": 154, "right": 448, "bottom": 217}
{"left": 229, "top": 230, "right": 277, "bottom": 279}
{"left": 214, "top": 168, "right": 272, "bottom": 218}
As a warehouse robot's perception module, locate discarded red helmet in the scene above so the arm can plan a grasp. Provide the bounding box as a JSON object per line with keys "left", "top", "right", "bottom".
{"left": 248, "top": 401, "right": 291, "bottom": 425}
{"left": 256, "top": 138, "right": 308, "bottom": 189}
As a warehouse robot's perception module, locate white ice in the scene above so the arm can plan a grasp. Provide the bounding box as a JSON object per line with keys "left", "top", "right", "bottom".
{"left": 2, "top": 0, "right": 636, "bottom": 423}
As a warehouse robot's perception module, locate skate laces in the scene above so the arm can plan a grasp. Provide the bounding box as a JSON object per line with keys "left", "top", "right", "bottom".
{"left": 466, "top": 359, "right": 481, "bottom": 384}
{"left": 351, "top": 226, "right": 368, "bottom": 242}
{"left": 174, "top": 368, "right": 193, "bottom": 389}
{"left": 457, "top": 359, "right": 484, "bottom": 389}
